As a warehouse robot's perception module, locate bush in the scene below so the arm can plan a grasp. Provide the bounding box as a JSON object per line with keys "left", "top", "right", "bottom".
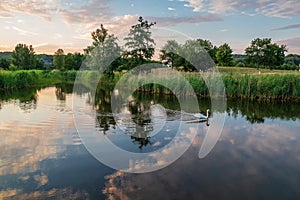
{"left": 236, "top": 62, "right": 245, "bottom": 67}
{"left": 9, "top": 64, "right": 18, "bottom": 71}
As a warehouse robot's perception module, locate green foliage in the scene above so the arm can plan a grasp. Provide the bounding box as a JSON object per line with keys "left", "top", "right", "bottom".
{"left": 84, "top": 24, "right": 121, "bottom": 75}
{"left": 8, "top": 64, "right": 18, "bottom": 71}
{"left": 0, "top": 58, "right": 11, "bottom": 70}
{"left": 285, "top": 54, "right": 300, "bottom": 66}
{"left": 11, "top": 44, "right": 37, "bottom": 70}
{"left": 84, "top": 24, "right": 110, "bottom": 54}
{"left": 124, "top": 16, "right": 156, "bottom": 66}
{"left": 245, "top": 38, "right": 287, "bottom": 70}
{"left": 216, "top": 43, "right": 233, "bottom": 66}
{"left": 36, "top": 58, "right": 45, "bottom": 69}
{"left": 53, "top": 49, "right": 65, "bottom": 70}
{"left": 160, "top": 40, "right": 180, "bottom": 68}
{"left": 0, "top": 70, "right": 77, "bottom": 90}
{"left": 159, "top": 39, "right": 216, "bottom": 71}
{"left": 118, "top": 68, "right": 300, "bottom": 101}
{"left": 236, "top": 62, "right": 246, "bottom": 67}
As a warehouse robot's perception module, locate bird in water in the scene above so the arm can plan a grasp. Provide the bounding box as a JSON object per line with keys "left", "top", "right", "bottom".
{"left": 193, "top": 109, "right": 210, "bottom": 120}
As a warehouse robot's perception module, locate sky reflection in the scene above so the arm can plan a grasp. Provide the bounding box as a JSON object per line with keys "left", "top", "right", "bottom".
{"left": 1, "top": 86, "right": 300, "bottom": 199}
{"left": 102, "top": 116, "right": 300, "bottom": 199}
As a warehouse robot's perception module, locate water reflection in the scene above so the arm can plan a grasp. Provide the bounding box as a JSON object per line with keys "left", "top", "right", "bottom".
{"left": 102, "top": 117, "right": 300, "bottom": 199}
{"left": 1, "top": 85, "right": 300, "bottom": 199}
{"left": 0, "top": 85, "right": 113, "bottom": 199}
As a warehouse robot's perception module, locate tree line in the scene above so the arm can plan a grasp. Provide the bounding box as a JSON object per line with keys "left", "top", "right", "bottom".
{"left": 0, "top": 16, "right": 299, "bottom": 72}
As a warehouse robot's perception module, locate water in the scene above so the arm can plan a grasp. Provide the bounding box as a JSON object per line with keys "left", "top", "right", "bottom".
{"left": 0, "top": 84, "right": 300, "bottom": 199}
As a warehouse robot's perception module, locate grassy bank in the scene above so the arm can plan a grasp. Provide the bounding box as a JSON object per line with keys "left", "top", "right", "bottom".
{"left": 217, "top": 66, "right": 299, "bottom": 75}
{"left": 121, "top": 69, "right": 300, "bottom": 101}
{"left": 0, "top": 70, "right": 77, "bottom": 90}
{"left": 1, "top": 68, "right": 300, "bottom": 101}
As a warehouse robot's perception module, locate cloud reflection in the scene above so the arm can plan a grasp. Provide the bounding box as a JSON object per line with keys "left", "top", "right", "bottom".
{"left": 102, "top": 115, "right": 300, "bottom": 199}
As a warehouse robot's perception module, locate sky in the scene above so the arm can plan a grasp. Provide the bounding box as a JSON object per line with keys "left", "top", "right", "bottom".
{"left": 0, "top": 0, "right": 300, "bottom": 55}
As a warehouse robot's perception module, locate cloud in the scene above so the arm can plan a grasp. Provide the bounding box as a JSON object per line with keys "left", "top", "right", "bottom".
{"left": 33, "top": 43, "right": 83, "bottom": 54}
{"left": 276, "top": 37, "right": 300, "bottom": 54}
{"left": 175, "top": 0, "right": 300, "bottom": 18}
{"left": 0, "top": 0, "right": 57, "bottom": 21}
{"left": 271, "top": 24, "right": 300, "bottom": 31}
{"left": 148, "top": 13, "right": 222, "bottom": 27}
{"left": 59, "top": 0, "right": 113, "bottom": 25}
{"left": 220, "top": 29, "right": 228, "bottom": 32}
{"left": 0, "top": 0, "right": 112, "bottom": 22}
{"left": 12, "top": 26, "right": 38, "bottom": 36}
{"left": 168, "top": 7, "right": 176, "bottom": 11}
{"left": 0, "top": 12, "right": 13, "bottom": 18}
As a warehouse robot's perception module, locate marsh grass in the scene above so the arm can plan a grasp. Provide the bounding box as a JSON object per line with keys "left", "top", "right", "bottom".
{"left": 119, "top": 68, "right": 300, "bottom": 101}
{"left": 0, "top": 70, "right": 77, "bottom": 90}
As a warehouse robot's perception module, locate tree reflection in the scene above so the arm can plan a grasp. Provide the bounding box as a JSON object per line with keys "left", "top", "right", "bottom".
{"left": 226, "top": 100, "right": 300, "bottom": 124}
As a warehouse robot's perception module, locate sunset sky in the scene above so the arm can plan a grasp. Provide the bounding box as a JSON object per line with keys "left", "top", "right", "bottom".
{"left": 0, "top": 0, "right": 300, "bottom": 54}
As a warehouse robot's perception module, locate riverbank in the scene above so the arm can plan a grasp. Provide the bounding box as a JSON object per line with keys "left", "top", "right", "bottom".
{"left": 1, "top": 69, "right": 300, "bottom": 101}
{"left": 119, "top": 69, "right": 300, "bottom": 101}
{"left": 0, "top": 70, "right": 77, "bottom": 90}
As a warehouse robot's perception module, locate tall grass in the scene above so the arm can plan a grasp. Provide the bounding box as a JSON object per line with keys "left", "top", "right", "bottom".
{"left": 0, "top": 70, "right": 77, "bottom": 90}
{"left": 117, "top": 68, "right": 300, "bottom": 101}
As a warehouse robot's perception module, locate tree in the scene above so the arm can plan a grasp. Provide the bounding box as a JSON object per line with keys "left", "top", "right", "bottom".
{"left": 53, "top": 49, "right": 65, "bottom": 70}
{"left": 216, "top": 43, "right": 233, "bottom": 66}
{"left": 65, "top": 53, "right": 76, "bottom": 70}
{"left": 245, "top": 38, "right": 287, "bottom": 70}
{"left": 194, "top": 39, "right": 217, "bottom": 63}
{"left": 84, "top": 24, "right": 110, "bottom": 54}
{"left": 124, "top": 16, "right": 156, "bottom": 68}
{"left": 160, "top": 40, "right": 181, "bottom": 68}
{"left": 180, "top": 39, "right": 216, "bottom": 71}
{"left": 72, "top": 52, "right": 85, "bottom": 70}
{"left": 285, "top": 54, "right": 300, "bottom": 66}
{"left": 11, "top": 44, "right": 36, "bottom": 69}
{"left": 84, "top": 24, "right": 121, "bottom": 75}
{"left": 36, "top": 58, "right": 45, "bottom": 69}
{"left": 0, "top": 58, "right": 10, "bottom": 70}
{"left": 160, "top": 38, "right": 217, "bottom": 71}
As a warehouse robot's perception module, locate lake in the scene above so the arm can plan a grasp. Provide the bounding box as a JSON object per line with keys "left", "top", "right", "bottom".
{"left": 1, "top": 84, "right": 300, "bottom": 199}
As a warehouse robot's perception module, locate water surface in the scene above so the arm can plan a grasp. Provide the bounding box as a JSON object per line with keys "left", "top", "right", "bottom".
{"left": 0, "top": 85, "right": 300, "bottom": 199}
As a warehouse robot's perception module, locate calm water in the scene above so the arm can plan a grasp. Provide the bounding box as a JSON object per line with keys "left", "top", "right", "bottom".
{"left": 1, "top": 84, "right": 300, "bottom": 199}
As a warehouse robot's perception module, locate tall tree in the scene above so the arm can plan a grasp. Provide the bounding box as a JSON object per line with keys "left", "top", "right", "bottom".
{"left": 73, "top": 52, "right": 85, "bottom": 70}
{"left": 160, "top": 40, "right": 182, "bottom": 68}
{"left": 124, "top": 16, "right": 156, "bottom": 67}
{"left": 245, "top": 38, "right": 287, "bottom": 70}
{"left": 11, "top": 44, "right": 36, "bottom": 69}
{"left": 64, "top": 53, "right": 76, "bottom": 70}
{"left": 84, "top": 24, "right": 121, "bottom": 75}
{"left": 180, "top": 39, "right": 216, "bottom": 71}
{"left": 216, "top": 43, "right": 233, "bottom": 66}
{"left": 84, "top": 24, "right": 110, "bottom": 54}
{"left": 35, "top": 58, "right": 45, "bottom": 70}
{"left": 53, "top": 49, "right": 65, "bottom": 70}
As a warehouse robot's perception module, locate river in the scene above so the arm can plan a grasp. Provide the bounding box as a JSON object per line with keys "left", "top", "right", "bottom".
{"left": 0, "top": 84, "right": 300, "bottom": 199}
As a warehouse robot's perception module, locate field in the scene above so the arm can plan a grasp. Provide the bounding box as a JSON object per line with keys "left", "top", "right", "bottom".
{"left": 217, "top": 66, "right": 300, "bottom": 75}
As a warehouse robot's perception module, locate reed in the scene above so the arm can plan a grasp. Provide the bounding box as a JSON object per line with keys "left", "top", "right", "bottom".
{"left": 118, "top": 69, "right": 300, "bottom": 101}
{"left": 0, "top": 70, "right": 77, "bottom": 90}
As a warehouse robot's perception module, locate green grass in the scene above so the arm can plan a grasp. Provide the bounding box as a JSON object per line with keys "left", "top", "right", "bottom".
{"left": 118, "top": 68, "right": 300, "bottom": 101}
{"left": 217, "top": 66, "right": 300, "bottom": 75}
{"left": 0, "top": 70, "right": 77, "bottom": 90}
{"left": 1, "top": 67, "right": 300, "bottom": 101}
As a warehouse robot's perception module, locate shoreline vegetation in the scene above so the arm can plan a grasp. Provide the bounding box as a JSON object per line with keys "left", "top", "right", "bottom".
{"left": 1, "top": 17, "right": 300, "bottom": 102}
{"left": 1, "top": 68, "right": 300, "bottom": 102}
{"left": 0, "top": 70, "right": 77, "bottom": 90}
